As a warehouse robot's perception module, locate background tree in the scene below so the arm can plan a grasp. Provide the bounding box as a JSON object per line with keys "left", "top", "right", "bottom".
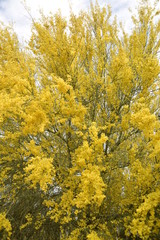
{"left": 0, "top": 1, "right": 160, "bottom": 239}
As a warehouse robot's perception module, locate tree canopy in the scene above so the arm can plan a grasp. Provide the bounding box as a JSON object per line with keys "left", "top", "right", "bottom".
{"left": 0, "top": 1, "right": 160, "bottom": 239}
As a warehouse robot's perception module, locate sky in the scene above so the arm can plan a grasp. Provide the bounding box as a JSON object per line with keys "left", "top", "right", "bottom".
{"left": 0, "top": 0, "right": 142, "bottom": 42}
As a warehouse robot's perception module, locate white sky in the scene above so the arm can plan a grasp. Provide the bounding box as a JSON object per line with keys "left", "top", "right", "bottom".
{"left": 0, "top": 0, "right": 148, "bottom": 42}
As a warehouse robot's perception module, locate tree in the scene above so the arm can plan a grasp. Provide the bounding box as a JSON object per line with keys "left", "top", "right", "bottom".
{"left": 0, "top": 1, "right": 160, "bottom": 239}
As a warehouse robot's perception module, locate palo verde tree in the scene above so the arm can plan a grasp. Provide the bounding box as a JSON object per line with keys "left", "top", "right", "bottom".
{"left": 0, "top": 1, "right": 160, "bottom": 239}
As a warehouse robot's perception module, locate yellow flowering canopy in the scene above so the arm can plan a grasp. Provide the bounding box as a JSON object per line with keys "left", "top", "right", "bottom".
{"left": 0, "top": 1, "right": 160, "bottom": 239}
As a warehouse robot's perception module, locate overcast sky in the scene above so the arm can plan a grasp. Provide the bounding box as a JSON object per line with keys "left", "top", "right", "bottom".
{"left": 0, "top": 0, "right": 144, "bottom": 42}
